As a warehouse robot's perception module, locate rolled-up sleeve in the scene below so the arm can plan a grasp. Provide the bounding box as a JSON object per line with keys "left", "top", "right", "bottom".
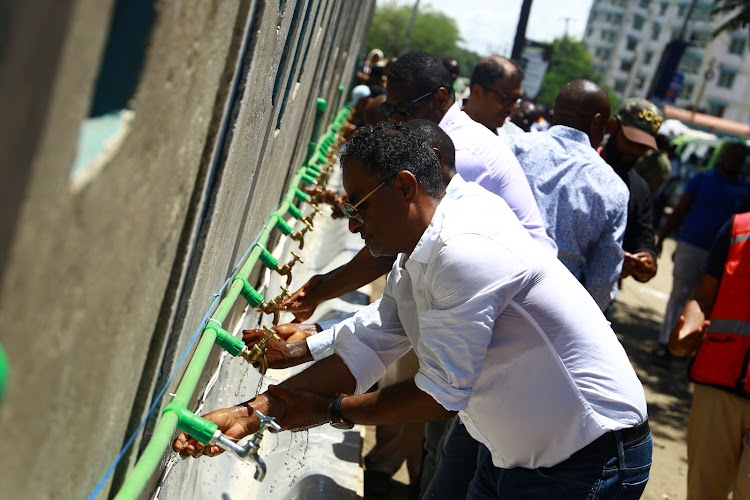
{"left": 414, "top": 234, "right": 526, "bottom": 411}
{"left": 333, "top": 286, "right": 413, "bottom": 394}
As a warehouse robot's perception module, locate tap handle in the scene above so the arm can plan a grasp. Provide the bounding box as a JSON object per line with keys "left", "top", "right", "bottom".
{"left": 255, "top": 410, "right": 282, "bottom": 434}
{"left": 262, "top": 325, "right": 283, "bottom": 342}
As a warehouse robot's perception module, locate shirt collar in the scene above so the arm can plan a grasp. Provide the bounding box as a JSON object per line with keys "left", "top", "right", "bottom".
{"left": 438, "top": 102, "right": 463, "bottom": 131}
{"left": 407, "top": 181, "right": 461, "bottom": 265}
{"left": 548, "top": 125, "right": 592, "bottom": 146}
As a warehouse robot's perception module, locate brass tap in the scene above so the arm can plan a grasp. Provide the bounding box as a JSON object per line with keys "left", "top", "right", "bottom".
{"left": 239, "top": 326, "right": 282, "bottom": 374}
{"left": 275, "top": 251, "right": 303, "bottom": 286}
{"left": 290, "top": 226, "right": 308, "bottom": 249}
{"left": 256, "top": 287, "right": 290, "bottom": 326}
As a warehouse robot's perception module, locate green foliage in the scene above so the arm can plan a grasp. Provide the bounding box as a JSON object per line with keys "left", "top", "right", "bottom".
{"left": 364, "top": 1, "right": 481, "bottom": 78}
{"left": 710, "top": 0, "right": 750, "bottom": 38}
{"left": 536, "top": 37, "right": 602, "bottom": 110}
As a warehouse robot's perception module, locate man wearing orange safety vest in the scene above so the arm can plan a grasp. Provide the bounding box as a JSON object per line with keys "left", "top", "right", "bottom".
{"left": 670, "top": 210, "right": 750, "bottom": 500}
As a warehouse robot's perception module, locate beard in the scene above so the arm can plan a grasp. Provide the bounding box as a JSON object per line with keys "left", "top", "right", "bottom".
{"left": 603, "top": 136, "right": 635, "bottom": 172}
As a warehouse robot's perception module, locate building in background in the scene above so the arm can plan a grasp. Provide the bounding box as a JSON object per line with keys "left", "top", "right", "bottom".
{"left": 584, "top": 0, "right": 750, "bottom": 125}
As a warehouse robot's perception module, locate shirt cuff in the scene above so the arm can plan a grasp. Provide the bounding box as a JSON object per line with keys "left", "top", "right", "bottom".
{"left": 306, "top": 330, "right": 336, "bottom": 361}
{"left": 307, "top": 312, "right": 357, "bottom": 361}
{"left": 333, "top": 328, "right": 387, "bottom": 395}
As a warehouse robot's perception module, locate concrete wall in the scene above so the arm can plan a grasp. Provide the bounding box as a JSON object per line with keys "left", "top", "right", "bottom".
{"left": 0, "top": 0, "right": 373, "bottom": 497}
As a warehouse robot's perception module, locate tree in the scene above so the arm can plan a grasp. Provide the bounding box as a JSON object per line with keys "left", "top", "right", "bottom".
{"left": 710, "top": 0, "right": 750, "bottom": 38}
{"left": 535, "top": 37, "right": 603, "bottom": 110}
{"left": 364, "top": 2, "right": 481, "bottom": 78}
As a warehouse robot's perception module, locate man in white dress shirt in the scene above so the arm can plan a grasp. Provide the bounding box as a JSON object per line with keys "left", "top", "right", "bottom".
{"left": 174, "top": 122, "right": 652, "bottom": 499}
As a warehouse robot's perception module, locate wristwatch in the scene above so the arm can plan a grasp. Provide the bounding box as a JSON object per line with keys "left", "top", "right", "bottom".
{"left": 330, "top": 394, "right": 354, "bottom": 429}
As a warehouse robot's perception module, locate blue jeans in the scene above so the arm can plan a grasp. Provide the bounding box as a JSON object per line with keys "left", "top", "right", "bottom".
{"left": 467, "top": 430, "right": 653, "bottom": 499}
{"left": 423, "top": 416, "right": 480, "bottom": 500}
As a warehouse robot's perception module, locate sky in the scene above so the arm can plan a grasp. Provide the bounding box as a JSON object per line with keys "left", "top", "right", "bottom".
{"left": 386, "top": 0, "right": 595, "bottom": 56}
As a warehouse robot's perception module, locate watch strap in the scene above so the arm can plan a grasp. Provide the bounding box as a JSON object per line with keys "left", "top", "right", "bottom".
{"left": 330, "top": 394, "right": 345, "bottom": 423}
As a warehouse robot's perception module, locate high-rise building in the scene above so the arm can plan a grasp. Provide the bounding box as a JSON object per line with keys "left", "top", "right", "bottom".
{"left": 584, "top": 0, "right": 749, "bottom": 124}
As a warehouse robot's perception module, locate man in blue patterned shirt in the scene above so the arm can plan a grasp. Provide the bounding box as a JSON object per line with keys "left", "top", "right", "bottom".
{"left": 510, "top": 80, "right": 628, "bottom": 311}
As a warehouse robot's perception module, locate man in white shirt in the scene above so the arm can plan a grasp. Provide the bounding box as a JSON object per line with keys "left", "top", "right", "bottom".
{"left": 460, "top": 55, "right": 526, "bottom": 145}
{"left": 174, "top": 122, "right": 652, "bottom": 499}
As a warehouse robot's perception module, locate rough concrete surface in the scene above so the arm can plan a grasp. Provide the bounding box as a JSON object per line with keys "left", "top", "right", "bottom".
{"left": 0, "top": 0, "right": 373, "bottom": 497}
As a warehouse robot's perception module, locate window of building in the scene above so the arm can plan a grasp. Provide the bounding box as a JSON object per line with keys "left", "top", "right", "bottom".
{"left": 729, "top": 37, "right": 746, "bottom": 55}
{"left": 587, "top": 26, "right": 594, "bottom": 37}
{"left": 707, "top": 101, "right": 726, "bottom": 117}
{"left": 614, "top": 79, "right": 626, "bottom": 92}
{"left": 677, "top": 4, "right": 688, "bottom": 16}
{"left": 659, "top": 2, "right": 668, "bottom": 15}
{"left": 644, "top": 51, "right": 653, "bottom": 64}
{"left": 678, "top": 56, "right": 701, "bottom": 74}
{"left": 636, "top": 75, "right": 646, "bottom": 89}
{"left": 633, "top": 15, "right": 645, "bottom": 30}
{"left": 651, "top": 23, "right": 660, "bottom": 40}
{"left": 681, "top": 82, "right": 694, "bottom": 100}
{"left": 626, "top": 37, "right": 638, "bottom": 51}
{"left": 620, "top": 60, "right": 633, "bottom": 72}
{"left": 717, "top": 69, "right": 736, "bottom": 89}
{"left": 639, "top": 0, "right": 650, "bottom": 8}
{"left": 690, "top": 32, "right": 710, "bottom": 48}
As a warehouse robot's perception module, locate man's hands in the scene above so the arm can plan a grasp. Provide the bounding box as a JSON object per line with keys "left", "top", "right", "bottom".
{"left": 265, "top": 384, "right": 331, "bottom": 431}
{"left": 669, "top": 313, "right": 709, "bottom": 357}
{"left": 622, "top": 251, "right": 657, "bottom": 282}
{"left": 173, "top": 402, "right": 263, "bottom": 458}
{"left": 172, "top": 386, "right": 334, "bottom": 459}
{"left": 242, "top": 325, "right": 316, "bottom": 369}
{"left": 279, "top": 274, "right": 329, "bottom": 322}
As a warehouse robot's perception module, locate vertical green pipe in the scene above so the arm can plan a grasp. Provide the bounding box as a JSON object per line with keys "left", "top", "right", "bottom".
{"left": 307, "top": 98, "right": 327, "bottom": 162}
{"left": 112, "top": 110, "right": 346, "bottom": 499}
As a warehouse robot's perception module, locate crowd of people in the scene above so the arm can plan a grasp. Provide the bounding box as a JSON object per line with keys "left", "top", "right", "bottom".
{"left": 173, "top": 49, "right": 750, "bottom": 500}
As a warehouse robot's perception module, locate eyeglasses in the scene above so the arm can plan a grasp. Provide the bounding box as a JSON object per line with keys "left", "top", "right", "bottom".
{"left": 479, "top": 85, "right": 523, "bottom": 107}
{"left": 380, "top": 89, "right": 438, "bottom": 118}
{"left": 340, "top": 174, "right": 397, "bottom": 223}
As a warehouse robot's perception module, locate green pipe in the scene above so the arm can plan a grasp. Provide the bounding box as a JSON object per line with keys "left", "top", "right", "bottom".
{"left": 307, "top": 98, "right": 327, "bottom": 162}
{"left": 114, "top": 107, "right": 348, "bottom": 499}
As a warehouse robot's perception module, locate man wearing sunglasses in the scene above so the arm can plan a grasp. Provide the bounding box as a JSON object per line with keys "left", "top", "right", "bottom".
{"left": 381, "top": 51, "right": 556, "bottom": 256}
{"left": 461, "top": 55, "right": 527, "bottom": 144}
{"left": 174, "top": 122, "right": 651, "bottom": 500}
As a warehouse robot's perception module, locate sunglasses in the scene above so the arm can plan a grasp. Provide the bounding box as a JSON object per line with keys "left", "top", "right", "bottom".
{"left": 340, "top": 173, "right": 397, "bottom": 223}
{"left": 479, "top": 85, "right": 523, "bottom": 107}
{"left": 380, "top": 89, "right": 438, "bottom": 118}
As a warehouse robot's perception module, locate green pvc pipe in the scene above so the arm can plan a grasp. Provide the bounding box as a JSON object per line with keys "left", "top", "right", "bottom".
{"left": 114, "top": 103, "right": 348, "bottom": 498}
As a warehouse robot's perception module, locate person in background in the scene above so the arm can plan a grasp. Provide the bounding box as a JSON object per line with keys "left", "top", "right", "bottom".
{"left": 656, "top": 142, "right": 750, "bottom": 359}
{"left": 510, "top": 80, "right": 628, "bottom": 311}
{"left": 442, "top": 57, "right": 460, "bottom": 86}
{"left": 599, "top": 98, "right": 661, "bottom": 293}
{"left": 668, "top": 211, "right": 750, "bottom": 500}
{"left": 357, "top": 48, "right": 383, "bottom": 83}
{"left": 530, "top": 104, "right": 549, "bottom": 132}
{"left": 461, "top": 55, "right": 526, "bottom": 146}
{"left": 510, "top": 99, "right": 541, "bottom": 132}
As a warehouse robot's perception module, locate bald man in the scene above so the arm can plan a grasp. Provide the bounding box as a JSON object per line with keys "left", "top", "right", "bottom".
{"left": 509, "top": 80, "right": 629, "bottom": 311}
{"left": 462, "top": 55, "right": 526, "bottom": 145}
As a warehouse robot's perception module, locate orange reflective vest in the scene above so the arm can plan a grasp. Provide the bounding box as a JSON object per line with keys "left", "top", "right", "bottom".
{"left": 690, "top": 212, "right": 750, "bottom": 397}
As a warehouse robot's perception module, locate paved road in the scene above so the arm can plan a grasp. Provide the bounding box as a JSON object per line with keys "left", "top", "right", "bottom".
{"left": 363, "top": 237, "right": 691, "bottom": 499}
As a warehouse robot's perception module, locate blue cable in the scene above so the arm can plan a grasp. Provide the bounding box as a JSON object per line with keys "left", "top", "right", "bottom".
{"left": 87, "top": 228, "right": 265, "bottom": 499}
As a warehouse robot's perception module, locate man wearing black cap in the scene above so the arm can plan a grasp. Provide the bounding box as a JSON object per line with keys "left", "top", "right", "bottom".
{"left": 600, "top": 98, "right": 661, "bottom": 289}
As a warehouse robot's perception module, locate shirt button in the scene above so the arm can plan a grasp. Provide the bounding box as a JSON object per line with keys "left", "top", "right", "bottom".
{"left": 417, "top": 290, "right": 423, "bottom": 297}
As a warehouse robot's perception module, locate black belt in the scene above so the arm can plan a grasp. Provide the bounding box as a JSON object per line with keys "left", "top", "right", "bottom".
{"left": 572, "top": 420, "right": 650, "bottom": 458}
